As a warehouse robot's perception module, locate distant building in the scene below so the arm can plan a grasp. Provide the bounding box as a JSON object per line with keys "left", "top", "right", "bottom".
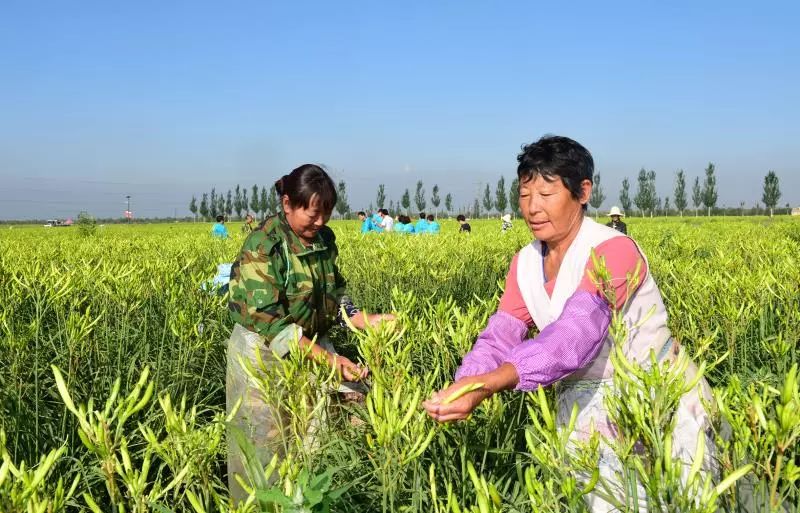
{"left": 792, "top": 207, "right": 800, "bottom": 216}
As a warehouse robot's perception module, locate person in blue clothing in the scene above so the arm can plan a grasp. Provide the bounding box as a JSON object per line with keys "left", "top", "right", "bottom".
{"left": 425, "top": 214, "right": 440, "bottom": 234}
{"left": 415, "top": 213, "right": 428, "bottom": 233}
{"left": 211, "top": 215, "right": 229, "bottom": 239}
{"left": 394, "top": 215, "right": 413, "bottom": 233}
{"left": 358, "top": 211, "right": 383, "bottom": 233}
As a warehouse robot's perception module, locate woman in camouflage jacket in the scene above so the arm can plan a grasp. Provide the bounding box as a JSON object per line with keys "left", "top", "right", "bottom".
{"left": 226, "top": 164, "right": 393, "bottom": 498}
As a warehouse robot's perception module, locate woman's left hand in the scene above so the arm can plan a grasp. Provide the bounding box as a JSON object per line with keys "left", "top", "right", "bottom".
{"left": 349, "top": 312, "right": 396, "bottom": 329}
{"left": 422, "top": 376, "right": 492, "bottom": 423}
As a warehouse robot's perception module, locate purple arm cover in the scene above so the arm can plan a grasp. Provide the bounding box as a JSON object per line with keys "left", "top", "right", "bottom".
{"left": 455, "top": 291, "right": 612, "bottom": 391}
{"left": 455, "top": 310, "right": 529, "bottom": 381}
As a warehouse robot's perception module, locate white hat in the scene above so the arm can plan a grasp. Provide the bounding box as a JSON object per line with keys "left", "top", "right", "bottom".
{"left": 501, "top": 214, "right": 512, "bottom": 223}
{"left": 608, "top": 206, "right": 624, "bottom": 217}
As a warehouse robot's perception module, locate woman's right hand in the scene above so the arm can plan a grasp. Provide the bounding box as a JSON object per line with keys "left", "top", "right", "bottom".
{"left": 330, "top": 354, "right": 369, "bottom": 381}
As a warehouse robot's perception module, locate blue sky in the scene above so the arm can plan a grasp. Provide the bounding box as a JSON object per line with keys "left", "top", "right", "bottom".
{"left": 1, "top": 1, "right": 798, "bottom": 219}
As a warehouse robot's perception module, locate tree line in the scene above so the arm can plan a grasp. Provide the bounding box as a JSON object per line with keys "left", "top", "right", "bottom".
{"left": 189, "top": 167, "right": 785, "bottom": 222}
{"left": 588, "top": 164, "right": 784, "bottom": 218}
{"left": 339, "top": 179, "right": 513, "bottom": 219}
{"left": 189, "top": 184, "right": 280, "bottom": 221}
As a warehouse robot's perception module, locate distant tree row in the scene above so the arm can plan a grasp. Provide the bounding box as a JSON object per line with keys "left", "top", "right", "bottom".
{"left": 189, "top": 169, "right": 785, "bottom": 221}
{"left": 358, "top": 181, "right": 455, "bottom": 217}
{"left": 188, "top": 184, "right": 279, "bottom": 221}
{"left": 608, "top": 165, "right": 783, "bottom": 218}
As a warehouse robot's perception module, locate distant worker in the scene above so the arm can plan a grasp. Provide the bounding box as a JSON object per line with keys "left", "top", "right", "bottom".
{"left": 378, "top": 209, "right": 394, "bottom": 232}
{"left": 395, "top": 215, "right": 415, "bottom": 233}
{"left": 457, "top": 214, "right": 471, "bottom": 233}
{"left": 606, "top": 206, "right": 627, "bottom": 235}
{"left": 415, "top": 212, "right": 428, "bottom": 233}
{"left": 211, "top": 215, "right": 229, "bottom": 239}
{"left": 425, "top": 214, "right": 440, "bottom": 234}
{"left": 358, "top": 211, "right": 382, "bottom": 233}
{"left": 501, "top": 213, "right": 512, "bottom": 232}
{"left": 241, "top": 213, "right": 255, "bottom": 234}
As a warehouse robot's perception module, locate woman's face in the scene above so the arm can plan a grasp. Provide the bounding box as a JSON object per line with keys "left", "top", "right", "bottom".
{"left": 283, "top": 194, "right": 331, "bottom": 244}
{"left": 518, "top": 174, "right": 591, "bottom": 243}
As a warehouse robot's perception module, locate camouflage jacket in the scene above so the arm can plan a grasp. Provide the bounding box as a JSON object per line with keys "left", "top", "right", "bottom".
{"left": 228, "top": 213, "right": 348, "bottom": 342}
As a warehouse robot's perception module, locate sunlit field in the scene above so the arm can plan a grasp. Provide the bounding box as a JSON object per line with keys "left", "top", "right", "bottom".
{"left": 1, "top": 216, "right": 798, "bottom": 511}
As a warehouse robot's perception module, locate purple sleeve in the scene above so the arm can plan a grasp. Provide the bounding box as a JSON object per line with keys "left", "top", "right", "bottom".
{"left": 454, "top": 310, "right": 529, "bottom": 381}
{"left": 504, "top": 290, "right": 611, "bottom": 391}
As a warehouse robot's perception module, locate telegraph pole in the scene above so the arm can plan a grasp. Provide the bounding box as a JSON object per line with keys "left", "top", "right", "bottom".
{"left": 126, "top": 195, "right": 131, "bottom": 223}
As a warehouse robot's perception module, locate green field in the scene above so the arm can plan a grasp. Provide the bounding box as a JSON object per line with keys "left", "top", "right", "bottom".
{"left": 1, "top": 217, "right": 799, "bottom": 512}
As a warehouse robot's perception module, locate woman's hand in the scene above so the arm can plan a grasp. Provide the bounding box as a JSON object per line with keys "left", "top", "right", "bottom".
{"left": 330, "top": 354, "right": 369, "bottom": 381}
{"left": 349, "top": 311, "right": 396, "bottom": 329}
{"left": 423, "top": 364, "right": 520, "bottom": 423}
{"left": 422, "top": 376, "right": 492, "bottom": 423}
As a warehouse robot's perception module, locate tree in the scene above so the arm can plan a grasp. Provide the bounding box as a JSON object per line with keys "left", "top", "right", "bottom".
{"left": 510, "top": 177, "right": 521, "bottom": 217}
{"left": 401, "top": 189, "right": 411, "bottom": 213}
{"left": 482, "top": 184, "right": 492, "bottom": 217}
{"left": 225, "top": 190, "right": 233, "bottom": 217}
{"left": 216, "top": 195, "right": 226, "bottom": 220}
{"left": 444, "top": 193, "right": 453, "bottom": 214}
{"left": 209, "top": 188, "right": 218, "bottom": 219}
{"left": 691, "top": 176, "right": 702, "bottom": 216}
{"left": 267, "top": 187, "right": 279, "bottom": 216}
{"left": 250, "top": 185, "right": 259, "bottom": 215}
{"left": 259, "top": 186, "right": 268, "bottom": 218}
{"left": 589, "top": 174, "right": 605, "bottom": 219}
{"left": 664, "top": 196, "right": 670, "bottom": 216}
{"left": 762, "top": 170, "right": 781, "bottom": 217}
{"left": 702, "top": 163, "right": 718, "bottom": 216}
{"left": 648, "top": 170, "right": 659, "bottom": 218}
{"left": 414, "top": 181, "right": 426, "bottom": 212}
{"left": 472, "top": 197, "right": 481, "bottom": 219}
{"left": 431, "top": 184, "right": 441, "bottom": 214}
{"left": 495, "top": 177, "right": 508, "bottom": 214}
{"left": 633, "top": 168, "right": 650, "bottom": 217}
{"left": 376, "top": 184, "right": 386, "bottom": 209}
{"left": 199, "top": 193, "right": 209, "bottom": 220}
{"left": 673, "top": 170, "right": 687, "bottom": 217}
{"left": 389, "top": 199, "right": 395, "bottom": 212}
{"left": 619, "top": 178, "right": 632, "bottom": 215}
{"left": 189, "top": 196, "right": 197, "bottom": 221}
{"left": 335, "top": 180, "right": 350, "bottom": 218}
{"left": 241, "top": 189, "right": 248, "bottom": 218}
{"left": 234, "top": 185, "right": 243, "bottom": 219}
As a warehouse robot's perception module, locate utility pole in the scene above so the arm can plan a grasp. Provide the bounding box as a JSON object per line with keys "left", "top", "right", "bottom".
{"left": 126, "top": 195, "right": 131, "bottom": 223}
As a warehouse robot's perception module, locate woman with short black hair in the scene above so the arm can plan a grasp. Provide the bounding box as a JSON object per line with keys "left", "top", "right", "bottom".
{"left": 424, "top": 136, "right": 715, "bottom": 511}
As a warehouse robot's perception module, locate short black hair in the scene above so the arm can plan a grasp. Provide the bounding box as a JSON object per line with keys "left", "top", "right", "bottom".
{"left": 419, "top": 212, "right": 426, "bottom": 219}
{"left": 380, "top": 208, "right": 389, "bottom": 215}
{"left": 216, "top": 215, "right": 225, "bottom": 222}
{"left": 426, "top": 214, "right": 434, "bottom": 221}
{"left": 517, "top": 135, "right": 593, "bottom": 210}
{"left": 456, "top": 214, "right": 466, "bottom": 222}
{"left": 357, "top": 211, "right": 366, "bottom": 217}
{"left": 275, "top": 164, "right": 337, "bottom": 214}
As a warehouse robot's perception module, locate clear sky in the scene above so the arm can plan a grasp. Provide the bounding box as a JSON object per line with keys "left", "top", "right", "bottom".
{"left": 1, "top": 1, "right": 798, "bottom": 219}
